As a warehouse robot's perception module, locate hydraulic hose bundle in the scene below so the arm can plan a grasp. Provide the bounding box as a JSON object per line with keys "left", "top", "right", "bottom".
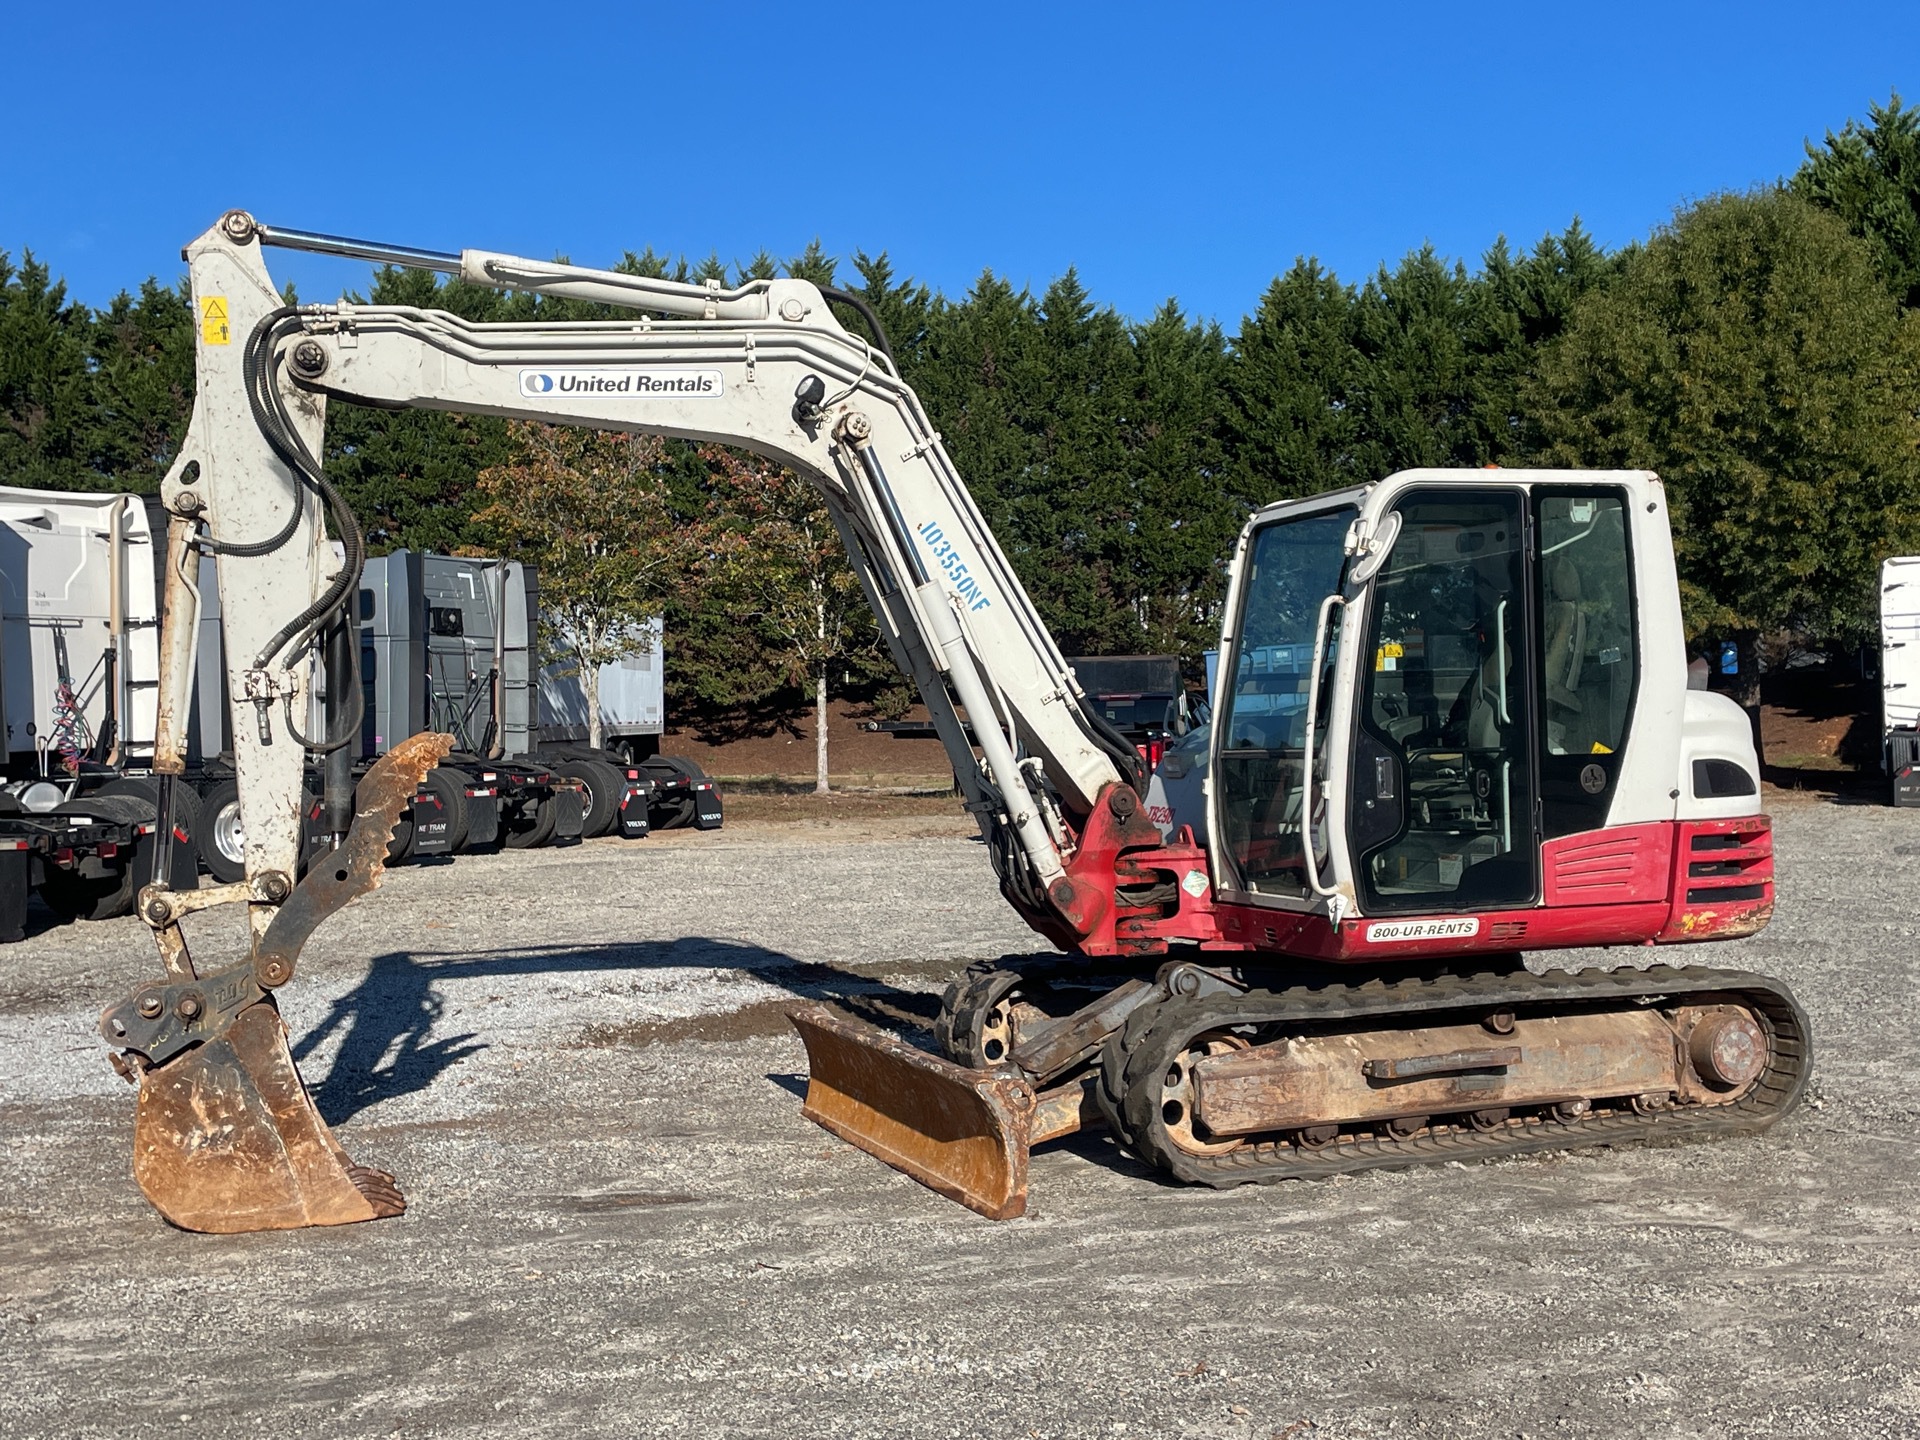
{"left": 209, "top": 308, "right": 366, "bottom": 755}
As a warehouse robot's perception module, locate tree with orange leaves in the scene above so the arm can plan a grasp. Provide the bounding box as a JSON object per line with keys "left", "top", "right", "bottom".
{"left": 473, "top": 422, "right": 700, "bottom": 750}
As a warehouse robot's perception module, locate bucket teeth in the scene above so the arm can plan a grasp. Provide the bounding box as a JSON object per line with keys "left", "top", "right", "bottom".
{"left": 788, "top": 1003, "right": 1036, "bottom": 1221}
{"left": 131, "top": 1001, "right": 402, "bottom": 1233}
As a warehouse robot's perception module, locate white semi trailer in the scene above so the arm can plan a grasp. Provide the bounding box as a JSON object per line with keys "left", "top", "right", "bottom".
{"left": 361, "top": 550, "right": 718, "bottom": 842}
{"left": 1885, "top": 555, "right": 1920, "bottom": 806}
{"left": 0, "top": 486, "right": 715, "bottom": 919}
{"left": 0, "top": 489, "right": 200, "bottom": 925}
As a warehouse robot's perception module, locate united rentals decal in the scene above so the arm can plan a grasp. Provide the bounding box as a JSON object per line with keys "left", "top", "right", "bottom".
{"left": 518, "top": 368, "right": 723, "bottom": 398}
{"left": 1365, "top": 917, "right": 1481, "bottom": 943}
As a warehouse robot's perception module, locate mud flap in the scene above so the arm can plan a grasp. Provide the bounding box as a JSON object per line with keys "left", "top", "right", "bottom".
{"left": 549, "top": 785, "right": 585, "bottom": 842}
{"left": 788, "top": 1003, "right": 1036, "bottom": 1221}
{"left": 131, "top": 1001, "right": 404, "bottom": 1233}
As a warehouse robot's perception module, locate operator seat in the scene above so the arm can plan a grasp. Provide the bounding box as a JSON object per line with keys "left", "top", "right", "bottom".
{"left": 1543, "top": 557, "right": 1587, "bottom": 751}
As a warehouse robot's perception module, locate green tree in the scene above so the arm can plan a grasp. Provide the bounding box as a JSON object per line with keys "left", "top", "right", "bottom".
{"left": 473, "top": 423, "right": 698, "bottom": 750}
{"left": 696, "top": 446, "right": 877, "bottom": 792}
{"left": 0, "top": 251, "right": 97, "bottom": 489}
{"left": 1470, "top": 222, "right": 1619, "bottom": 460}
{"left": 1348, "top": 245, "right": 1483, "bottom": 474}
{"left": 1528, "top": 188, "right": 1920, "bottom": 653}
{"left": 1123, "top": 301, "right": 1237, "bottom": 653}
{"left": 1796, "top": 92, "right": 1920, "bottom": 309}
{"left": 87, "top": 278, "right": 196, "bottom": 493}
{"left": 1224, "top": 258, "right": 1363, "bottom": 507}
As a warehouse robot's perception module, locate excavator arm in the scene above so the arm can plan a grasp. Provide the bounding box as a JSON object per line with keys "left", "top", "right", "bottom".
{"left": 102, "top": 211, "right": 1188, "bottom": 1230}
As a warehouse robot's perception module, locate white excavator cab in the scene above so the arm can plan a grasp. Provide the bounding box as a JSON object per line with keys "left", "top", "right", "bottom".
{"left": 1199, "top": 470, "right": 1768, "bottom": 949}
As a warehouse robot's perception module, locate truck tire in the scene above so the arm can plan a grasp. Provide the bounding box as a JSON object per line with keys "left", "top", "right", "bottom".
{"left": 201, "top": 777, "right": 328, "bottom": 882}
{"left": 554, "top": 759, "right": 621, "bottom": 838}
{"left": 38, "top": 862, "right": 132, "bottom": 922}
{"left": 421, "top": 767, "right": 470, "bottom": 852}
{"left": 384, "top": 798, "right": 417, "bottom": 865}
{"left": 642, "top": 755, "right": 704, "bottom": 830}
{"left": 200, "top": 777, "right": 247, "bottom": 884}
{"left": 502, "top": 792, "right": 556, "bottom": 849}
{"left": 584, "top": 758, "right": 630, "bottom": 837}
{"left": 42, "top": 778, "right": 197, "bottom": 921}
{"left": 0, "top": 792, "right": 25, "bottom": 942}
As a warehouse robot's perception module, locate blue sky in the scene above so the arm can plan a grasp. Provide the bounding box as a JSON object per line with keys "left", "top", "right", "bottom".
{"left": 6, "top": 2, "right": 1915, "bottom": 328}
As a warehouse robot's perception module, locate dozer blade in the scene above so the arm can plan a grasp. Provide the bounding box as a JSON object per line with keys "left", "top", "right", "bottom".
{"left": 132, "top": 1000, "right": 404, "bottom": 1233}
{"left": 788, "top": 1003, "right": 1037, "bottom": 1221}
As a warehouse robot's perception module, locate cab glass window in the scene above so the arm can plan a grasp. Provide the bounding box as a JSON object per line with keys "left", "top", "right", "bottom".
{"left": 1350, "top": 491, "right": 1537, "bottom": 911}
{"left": 1215, "top": 507, "right": 1354, "bottom": 898}
{"left": 1535, "top": 491, "right": 1636, "bottom": 835}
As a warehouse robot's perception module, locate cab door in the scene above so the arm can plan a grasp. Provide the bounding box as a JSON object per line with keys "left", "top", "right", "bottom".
{"left": 1346, "top": 489, "right": 1538, "bottom": 911}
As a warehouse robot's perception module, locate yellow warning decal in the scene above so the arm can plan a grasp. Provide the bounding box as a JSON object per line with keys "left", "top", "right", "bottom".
{"left": 1591, "top": 742, "right": 1613, "bottom": 755}
{"left": 200, "top": 297, "right": 231, "bottom": 346}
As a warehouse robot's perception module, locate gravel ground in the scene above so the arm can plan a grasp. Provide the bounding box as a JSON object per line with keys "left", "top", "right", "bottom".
{"left": 1, "top": 799, "right": 1916, "bottom": 1440}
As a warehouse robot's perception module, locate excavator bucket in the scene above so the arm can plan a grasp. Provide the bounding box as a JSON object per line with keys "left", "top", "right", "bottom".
{"left": 106, "top": 733, "right": 450, "bottom": 1233}
{"left": 131, "top": 1001, "right": 403, "bottom": 1233}
{"left": 788, "top": 1003, "right": 1038, "bottom": 1220}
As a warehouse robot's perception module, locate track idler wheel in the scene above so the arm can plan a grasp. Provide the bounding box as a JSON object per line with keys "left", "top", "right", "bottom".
{"left": 935, "top": 964, "right": 1056, "bottom": 1068}
{"left": 1154, "top": 1030, "right": 1248, "bottom": 1157}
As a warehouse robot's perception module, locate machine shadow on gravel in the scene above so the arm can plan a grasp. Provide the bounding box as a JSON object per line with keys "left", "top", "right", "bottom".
{"left": 293, "top": 938, "right": 947, "bottom": 1125}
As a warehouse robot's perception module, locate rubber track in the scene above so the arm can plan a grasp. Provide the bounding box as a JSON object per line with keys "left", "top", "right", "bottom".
{"left": 1099, "top": 964, "right": 1811, "bottom": 1187}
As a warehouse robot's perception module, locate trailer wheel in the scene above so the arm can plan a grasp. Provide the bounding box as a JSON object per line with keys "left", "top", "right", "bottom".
{"left": 38, "top": 864, "right": 131, "bottom": 922}
{"left": 502, "top": 793, "right": 557, "bottom": 849}
{"left": 380, "top": 790, "right": 417, "bottom": 865}
{"left": 200, "top": 776, "right": 326, "bottom": 882}
{"left": 641, "top": 755, "right": 704, "bottom": 830}
{"left": 422, "top": 767, "right": 470, "bottom": 852}
{"left": 42, "top": 778, "right": 197, "bottom": 921}
{"left": 585, "top": 758, "right": 630, "bottom": 837}
{"left": 555, "top": 760, "right": 621, "bottom": 838}
{"left": 200, "top": 778, "right": 246, "bottom": 884}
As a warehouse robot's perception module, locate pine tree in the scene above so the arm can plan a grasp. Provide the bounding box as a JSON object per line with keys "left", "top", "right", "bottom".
{"left": 1223, "top": 258, "right": 1362, "bottom": 509}
{"left": 1528, "top": 187, "right": 1920, "bottom": 646}
{"left": 1123, "top": 301, "right": 1236, "bottom": 654}
{"left": 1348, "top": 245, "right": 1480, "bottom": 474}
{"left": 0, "top": 251, "right": 98, "bottom": 489}
{"left": 87, "top": 278, "right": 198, "bottom": 493}
{"left": 1469, "top": 222, "right": 1619, "bottom": 461}
{"left": 1796, "top": 92, "right": 1920, "bottom": 308}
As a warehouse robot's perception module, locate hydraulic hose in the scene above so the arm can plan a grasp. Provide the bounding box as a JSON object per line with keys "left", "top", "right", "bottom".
{"left": 1080, "top": 700, "right": 1150, "bottom": 798}
{"left": 241, "top": 312, "right": 366, "bottom": 676}
{"left": 198, "top": 307, "right": 307, "bottom": 560}
{"left": 820, "top": 287, "right": 896, "bottom": 370}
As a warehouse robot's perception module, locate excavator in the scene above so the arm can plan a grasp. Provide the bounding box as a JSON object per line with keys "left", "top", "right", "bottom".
{"left": 98, "top": 211, "right": 1808, "bottom": 1232}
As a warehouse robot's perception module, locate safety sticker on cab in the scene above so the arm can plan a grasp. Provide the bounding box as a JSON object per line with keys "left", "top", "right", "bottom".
{"left": 1365, "top": 917, "right": 1480, "bottom": 943}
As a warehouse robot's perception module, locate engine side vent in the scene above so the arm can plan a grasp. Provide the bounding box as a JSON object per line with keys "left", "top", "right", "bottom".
{"left": 1658, "top": 817, "right": 1774, "bottom": 942}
